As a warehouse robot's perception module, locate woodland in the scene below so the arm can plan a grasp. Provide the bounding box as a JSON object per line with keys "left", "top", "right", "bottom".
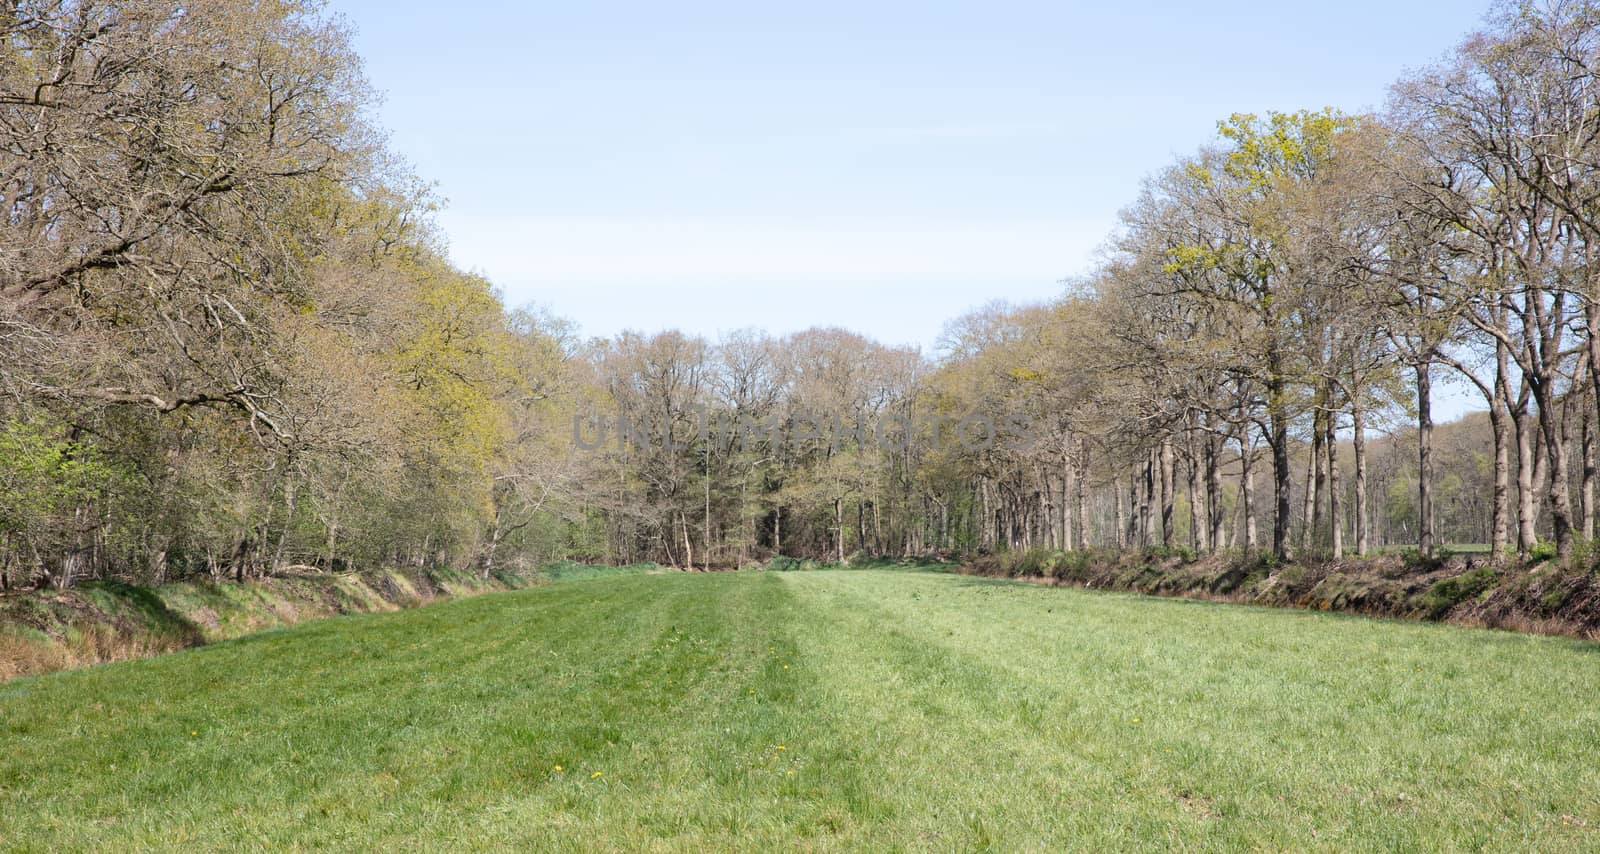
{"left": 7, "top": 1, "right": 1600, "bottom": 589}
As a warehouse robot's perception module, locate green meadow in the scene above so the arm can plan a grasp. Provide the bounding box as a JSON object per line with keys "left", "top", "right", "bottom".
{"left": 2, "top": 568, "right": 1597, "bottom": 850}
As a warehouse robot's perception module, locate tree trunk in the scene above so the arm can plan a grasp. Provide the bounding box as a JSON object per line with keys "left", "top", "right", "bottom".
{"left": 1486, "top": 329, "right": 1513, "bottom": 559}
{"left": 1270, "top": 394, "right": 1293, "bottom": 561}
{"left": 324, "top": 515, "right": 341, "bottom": 568}
{"left": 1075, "top": 441, "right": 1090, "bottom": 550}
{"left": 1587, "top": 295, "right": 1600, "bottom": 540}
{"left": 1186, "top": 431, "right": 1204, "bottom": 552}
{"left": 1417, "top": 361, "right": 1436, "bottom": 559}
{"left": 232, "top": 533, "right": 250, "bottom": 583}
{"left": 1159, "top": 439, "right": 1175, "bottom": 548}
{"left": 1040, "top": 475, "right": 1055, "bottom": 550}
{"left": 1352, "top": 401, "right": 1369, "bottom": 556}
{"left": 1513, "top": 404, "right": 1538, "bottom": 556}
{"left": 1062, "top": 462, "right": 1075, "bottom": 552}
{"left": 1533, "top": 381, "right": 1575, "bottom": 558}
{"left": 873, "top": 499, "right": 883, "bottom": 555}
{"left": 1301, "top": 432, "right": 1318, "bottom": 554}
{"left": 1239, "top": 427, "right": 1258, "bottom": 551}
{"left": 1140, "top": 456, "right": 1155, "bottom": 548}
{"left": 1310, "top": 405, "right": 1326, "bottom": 553}
{"left": 483, "top": 520, "right": 502, "bottom": 580}
{"left": 857, "top": 500, "right": 866, "bottom": 557}
{"left": 1487, "top": 395, "right": 1511, "bottom": 559}
{"left": 741, "top": 480, "right": 751, "bottom": 566}
{"left": 681, "top": 510, "right": 694, "bottom": 570}
{"left": 1206, "top": 428, "right": 1224, "bottom": 554}
{"left": 975, "top": 481, "right": 986, "bottom": 551}
{"left": 272, "top": 473, "right": 299, "bottom": 573}
{"left": 704, "top": 462, "right": 712, "bottom": 571}
{"left": 834, "top": 497, "right": 844, "bottom": 563}
{"left": 1326, "top": 409, "right": 1343, "bottom": 560}
{"left": 1583, "top": 401, "right": 1596, "bottom": 541}
{"left": 1112, "top": 472, "right": 1127, "bottom": 550}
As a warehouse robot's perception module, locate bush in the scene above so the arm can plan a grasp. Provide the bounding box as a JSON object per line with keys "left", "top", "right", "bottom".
{"left": 1540, "top": 585, "right": 1571, "bottom": 613}
{"left": 537, "top": 561, "right": 658, "bottom": 582}
{"left": 763, "top": 555, "right": 831, "bottom": 572}
{"left": 1396, "top": 546, "right": 1454, "bottom": 573}
{"left": 1048, "top": 550, "right": 1096, "bottom": 582}
{"left": 1145, "top": 545, "right": 1197, "bottom": 562}
{"left": 1011, "top": 548, "right": 1055, "bottom": 578}
{"left": 1418, "top": 566, "right": 1500, "bottom": 619}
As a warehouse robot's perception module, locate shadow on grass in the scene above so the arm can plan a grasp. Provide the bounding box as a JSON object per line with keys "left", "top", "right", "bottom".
{"left": 82, "top": 581, "right": 208, "bottom": 647}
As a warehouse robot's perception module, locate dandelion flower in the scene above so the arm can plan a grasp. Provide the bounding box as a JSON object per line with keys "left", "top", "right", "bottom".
{"left": 777, "top": 745, "right": 786, "bottom": 751}
{"left": 591, "top": 771, "right": 603, "bottom": 779}
{"left": 190, "top": 731, "right": 198, "bottom": 736}
{"left": 553, "top": 765, "right": 563, "bottom": 772}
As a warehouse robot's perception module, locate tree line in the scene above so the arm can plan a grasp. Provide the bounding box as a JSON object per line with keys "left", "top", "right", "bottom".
{"left": 5, "top": 0, "right": 1600, "bottom": 590}
{"left": 1, "top": 0, "right": 572, "bottom": 588}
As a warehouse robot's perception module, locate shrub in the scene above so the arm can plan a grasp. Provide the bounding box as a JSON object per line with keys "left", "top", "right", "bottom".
{"left": 1145, "top": 544, "right": 1197, "bottom": 562}
{"left": 1418, "top": 566, "right": 1500, "bottom": 619}
{"left": 1540, "top": 585, "right": 1571, "bottom": 613}
{"left": 1049, "top": 550, "right": 1096, "bottom": 582}
{"left": 765, "top": 556, "right": 795, "bottom": 572}
{"left": 1564, "top": 537, "right": 1599, "bottom": 573}
{"left": 1011, "top": 548, "right": 1056, "bottom": 578}
{"left": 1528, "top": 541, "right": 1558, "bottom": 564}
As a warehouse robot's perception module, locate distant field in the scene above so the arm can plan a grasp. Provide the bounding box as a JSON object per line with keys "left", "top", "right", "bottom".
{"left": 2, "top": 568, "right": 1597, "bottom": 850}
{"left": 1374, "top": 543, "right": 1494, "bottom": 555}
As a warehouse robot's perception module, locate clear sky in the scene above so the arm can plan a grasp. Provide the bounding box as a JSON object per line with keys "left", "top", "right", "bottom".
{"left": 332, "top": 0, "right": 1489, "bottom": 364}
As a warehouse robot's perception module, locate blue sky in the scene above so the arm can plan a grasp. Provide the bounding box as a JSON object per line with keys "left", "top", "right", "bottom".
{"left": 334, "top": 0, "right": 1488, "bottom": 367}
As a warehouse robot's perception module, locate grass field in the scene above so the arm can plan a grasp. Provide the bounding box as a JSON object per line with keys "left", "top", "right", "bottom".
{"left": 2, "top": 567, "right": 1597, "bottom": 850}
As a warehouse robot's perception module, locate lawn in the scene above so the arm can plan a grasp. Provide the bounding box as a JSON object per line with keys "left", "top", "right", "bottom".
{"left": 1, "top": 568, "right": 1597, "bottom": 850}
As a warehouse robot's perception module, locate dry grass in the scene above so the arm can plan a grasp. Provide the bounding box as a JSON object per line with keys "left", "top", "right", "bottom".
{"left": 0, "top": 630, "right": 68, "bottom": 681}
{"left": 0, "top": 624, "right": 190, "bottom": 681}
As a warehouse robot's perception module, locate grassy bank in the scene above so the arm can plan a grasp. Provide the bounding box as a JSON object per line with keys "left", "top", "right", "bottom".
{"left": 0, "top": 565, "right": 544, "bottom": 681}
{"left": 963, "top": 548, "right": 1600, "bottom": 639}
{"left": 2, "top": 568, "right": 1597, "bottom": 849}
{"left": 7, "top": 546, "right": 1596, "bottom": 686}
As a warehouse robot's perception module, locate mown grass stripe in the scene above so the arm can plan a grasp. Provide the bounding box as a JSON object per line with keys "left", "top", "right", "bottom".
{"left": 1, "top": 568, "right": 1597, "bottom": 850}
